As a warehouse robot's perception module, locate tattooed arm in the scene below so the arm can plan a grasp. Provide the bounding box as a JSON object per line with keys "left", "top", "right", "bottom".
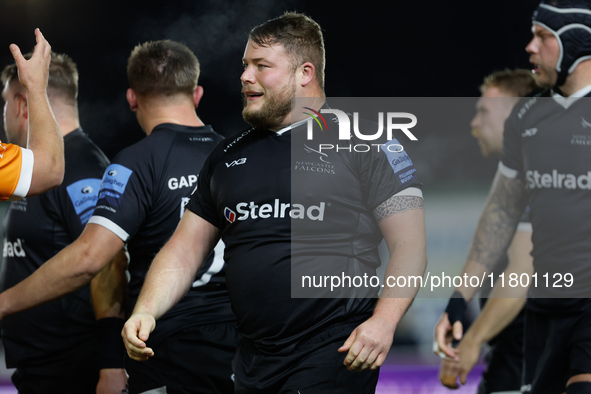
{"left": 461, "top": 171, "right": 527, "bottom": 294}
{"left": 339, "top": 192, "right": 427, "bottom": 371}
{"left": 439, "top": 230, "right": 533, "bottom": 389}
{"left": 434, "top": 170, "right": 527, "bottom": 358}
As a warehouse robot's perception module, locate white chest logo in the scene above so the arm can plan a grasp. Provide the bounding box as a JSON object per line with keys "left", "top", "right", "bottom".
{"left": 521, "top": 128, "right": 538, "bottom": 138}
{"left": 3, "top": 238, "right": 26, "bottom": 258}
{"left": 225, "top": 158, "right": 247, "bottom": 168}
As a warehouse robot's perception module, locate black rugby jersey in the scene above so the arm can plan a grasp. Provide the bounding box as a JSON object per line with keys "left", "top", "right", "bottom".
{"left": 187, "top": 116, "right": 421, "bottom": 353}
{"left": 1, "top": 129, "right": 108, "bottom": 370}
{"left": 500, "top": 88, "right": 591, "bottom": 312}
{"left": 89, "top": 124, "right": 234, "bottom": 344}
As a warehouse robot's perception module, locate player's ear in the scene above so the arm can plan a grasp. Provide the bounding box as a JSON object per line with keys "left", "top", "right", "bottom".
{"left": 126, "top": 88, "right": 138, "bottom": 112}
{"left": 17, "top": 94, "right": 28, "bottom": 120}
{"left": 193, "top": 86, "right": 204, "bottom": 108}
{"left": 299, "top": 62, "right": 315, "bottom": 87}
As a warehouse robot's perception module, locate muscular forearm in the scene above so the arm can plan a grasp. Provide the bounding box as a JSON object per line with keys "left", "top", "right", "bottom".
{"left": 456, "top": 171, "right": 527, "bottom": 301}
{"left": 379, "top": 235, "right": 427, "bottom": 304}
{"left": 132, "top": 212, "right": 218, "bottom": 320}
{"left": 92, "top": 249, "right": 128, "bottom": 382}
{"left": 0, "top": 224, "right": 121, "bottom": 319}
{"left": 378, "top": 202, "right": 427, "bottom": 321}
{"left": 132, "top": 241, "right": 197, "bottom": 320}
{"left": 465, "top": 296, "right": 525, "bottom": 347}
{"left": 375, "top": 246, "right": 426, "bottom": 327}
{"left": 464, "top": 229, "right": 533, "bottom": 344}
{"left": 26, "top": 84, "right": 64, "bottom": 195}
{"left": 9, "top": 29, "right": 65, "bottom": 195}
{"left": 339, "top": 200, "right": 426, "bottom": 371}
{"left": 91, "top": 249, "right": 128, "bottom": 319}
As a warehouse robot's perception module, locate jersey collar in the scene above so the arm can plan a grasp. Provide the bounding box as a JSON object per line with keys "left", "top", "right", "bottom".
{"left": 275, "top": 118, "right": 309, "bottom": 136}
{"left": 552, "top": 84, "right": 591, "bottom": 109}
{"left": 151, "top": 123, "right": 214, "bottom": 134}
{"left": 276, "top": 102, "right": 331, "bottom": 136}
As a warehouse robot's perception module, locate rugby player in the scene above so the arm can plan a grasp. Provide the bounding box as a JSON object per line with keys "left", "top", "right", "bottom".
{"left": 435, "top": 69, "right": 537, "bottom": 392}
{"left": 122, "top": 12, "right": 427, "bottom": 393}
{"left": 1, "top": 52, "right": 124, "bottom": 393}
{"left": 1, "top": 29, "right": 64, "bottom": 200}
{"left": 435, "top": 0, "right": 591, "bottom": 392}
{"left": 0, "top": 40, "right": 239, "bottom": 393}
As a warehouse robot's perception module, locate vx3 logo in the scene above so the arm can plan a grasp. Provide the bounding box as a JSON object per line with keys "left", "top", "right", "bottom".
{"left": 303, "top": 108, "right": 418, "bottom": 141}
{"left": 225, "top": 158, "right": 247, "bottom": 168}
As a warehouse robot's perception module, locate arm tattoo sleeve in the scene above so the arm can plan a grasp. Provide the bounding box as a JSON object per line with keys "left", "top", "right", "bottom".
{"left": 373, "top": 195, "right": 424, "bottom": 223}
{"left": 468, "top": 171, "right": 528, "bottom": 271}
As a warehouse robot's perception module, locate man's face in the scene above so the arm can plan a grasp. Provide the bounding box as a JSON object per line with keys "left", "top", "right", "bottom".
{"left": 2, "top": 80, "right": 26, "bottom": 147}
{"left": 470, "top": 86, "right": 516, "bottom": 157}
{"left": 526, "top": 24, "right": 560, "bottom": 88}
{"left": 241, "top": 40, "right": 297, "bottom": 130}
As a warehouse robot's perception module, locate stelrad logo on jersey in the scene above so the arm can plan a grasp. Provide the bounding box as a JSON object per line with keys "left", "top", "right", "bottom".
{"left": 526, "top": 169, "right": 591, "bottom": 190}
{"left": 224, "top": 199, "right": 327, "bottom": 223}
{"left": 3, "top": 238, "right": 25, "bottom": 258}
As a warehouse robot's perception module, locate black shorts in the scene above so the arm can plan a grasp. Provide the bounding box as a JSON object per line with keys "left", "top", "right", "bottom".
{"left": 126, "top": 322, "right": 240, "bottom": 394}
{"left": 12, "top": 368, "right": 98, "bottom": 394}
{"left": 522, "top": 308, "right": 591, "bottom": 393}
{"left": 477, "top": 319, "right": 524, "bottom": 394}
{"left": 233, "top": 318, "right": 379, "bottom": 394}
{"left": 10, "top": 339, "right": 99, "bottom": 394}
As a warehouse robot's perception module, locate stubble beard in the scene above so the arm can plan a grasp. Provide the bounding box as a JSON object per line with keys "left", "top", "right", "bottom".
{"left": 242, "top": 80, "right": 296, "bottom": 130}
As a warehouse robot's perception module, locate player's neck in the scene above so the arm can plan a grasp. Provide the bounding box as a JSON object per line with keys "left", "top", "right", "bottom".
{"left": 270, "top": 95, "right": 325, "bottom": 132}
{"left": 51, "top": 102, "right": 80, "bottom": 137}
{"left": 561, "top": 61, "right": 591, "bottom": 96}
{"left": 141, "top": 106, "right": 204, "bottom": 135}
{"left": 57, "top": 119, "right": 80, "bottom": 137}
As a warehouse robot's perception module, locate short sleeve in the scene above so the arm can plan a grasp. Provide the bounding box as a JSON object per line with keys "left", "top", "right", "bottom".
{"left": 0, "top": 143, "right": 33, "bottom": 201}
{"left": 186, "top": 154, "right": 220, "bottom": 228}
{"left": 89, "top": 161, "right": 148, "bottom": 242}
{"left": 499, "top": 107, "right": 524, "bottom": 179}
{"left": 517, "top": 206, "right": 532, "bottom": 233}
{"left": 64, "top": 178, "right": 103, "bottom": 236}
{"left": 40, "top": 133, "right": 108, "bottom": 239}
{"left": 40, "top": 177, "right": 103, "bottom": 239}
{"left": 357, "top": 138, "right": 421, "bottom": 209}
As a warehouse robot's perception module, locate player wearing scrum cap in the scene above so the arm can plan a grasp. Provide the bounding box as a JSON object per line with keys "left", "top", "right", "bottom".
{"left": 436, "top": 69, "right": 537, "bottom": 393}
{"left": 436, "top": 1, "right": 591, "bottom": 392}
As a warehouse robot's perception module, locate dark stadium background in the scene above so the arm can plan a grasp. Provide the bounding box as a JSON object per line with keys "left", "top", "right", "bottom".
{"left": 0, "top": 0, "right": 539, "bottom": 178}
{"left": 0, "top": 0, "right": 542, "bottom": 391}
